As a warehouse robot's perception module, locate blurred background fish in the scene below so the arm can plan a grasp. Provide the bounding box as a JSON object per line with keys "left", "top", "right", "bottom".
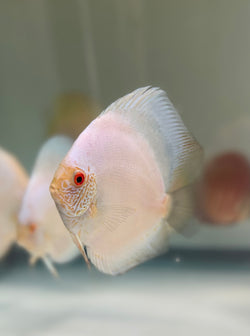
{"left": 17, "top": 136, "right": 79, "bottom": 276}
{"left": 50, "top": 87, "right": 203, "bottom": 275}
{"left": 195, "top": 114, "right": 250, "bottom": 226}
{"left": 195, "top": 151, "right": 250, "bottom": 225}
{"left": 47, "top": 92, "right": 100, "bottom": 139}
{"left": 0, "top": 147, "right": 28, "bottom": 258}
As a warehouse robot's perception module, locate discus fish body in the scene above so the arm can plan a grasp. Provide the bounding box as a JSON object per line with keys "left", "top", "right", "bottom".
{"left": 50, "top": 87, "right": 202, "bottom": 275}
{"left": 18, "top": 136, "right": 78, "bottom": 274}
{"left": 0, "top": 148, "right": 28, "bottom": 257}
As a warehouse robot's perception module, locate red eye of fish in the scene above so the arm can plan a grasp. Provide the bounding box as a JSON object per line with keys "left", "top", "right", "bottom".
{"left": 74, "top": 172, "right": 85, "bottom": 186}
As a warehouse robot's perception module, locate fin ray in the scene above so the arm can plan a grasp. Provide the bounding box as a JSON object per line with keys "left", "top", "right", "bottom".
{"left": 102, "top": 86, "right": 203, "bottom": 192}
{"left": 85, "top": 206, "right": 172, "bottom": 275}
{"left": 42, "top": 256, "right": 59, "bottom": 277}
{"left": 168, "top": 185, "right": 198, "bottom": 236}
{"left": 98, "top": 204, "right": 136, "bottom": 232}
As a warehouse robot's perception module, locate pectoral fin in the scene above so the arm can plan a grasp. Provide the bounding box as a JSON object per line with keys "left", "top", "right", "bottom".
{"left": 71, "top": 232, "right": 91, "bottom": 269}
{"left": 42, "top": 256, "right": 59, "bottom": 278}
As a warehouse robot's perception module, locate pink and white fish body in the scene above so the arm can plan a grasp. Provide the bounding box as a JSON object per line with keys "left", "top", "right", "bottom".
{"left": 50, "top": 87, "right": 203, "bottom": 275}
{"left": 0, "top": 147, "right": 28, "bottom": 257}
{"left": 18, "top": 136, "right": 79, "bottom": 274}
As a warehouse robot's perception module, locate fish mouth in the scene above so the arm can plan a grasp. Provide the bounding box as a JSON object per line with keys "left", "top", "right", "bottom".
{"left": 49, "top": 179, "right": 59, "bottom": 201}
{"left": 17, "top": 222, "right": 37, "bottom": 248}
{"left": 49, "top": 181, "right": 73, "bottom": 217}
{"left": 16, "top": 224, "right": 48, "bottom": 264}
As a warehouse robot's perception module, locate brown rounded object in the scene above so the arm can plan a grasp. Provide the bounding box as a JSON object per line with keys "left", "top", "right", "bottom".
{"left": 196, "top": 151, "right": 250, "bottom": 225}
{"left": 47, "top": 92, "right": 101, "bottom": 139}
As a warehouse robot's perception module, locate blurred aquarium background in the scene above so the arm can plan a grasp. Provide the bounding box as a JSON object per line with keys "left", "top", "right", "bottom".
{"left": 0, "top": 1, "right": 250, "bottom": 335}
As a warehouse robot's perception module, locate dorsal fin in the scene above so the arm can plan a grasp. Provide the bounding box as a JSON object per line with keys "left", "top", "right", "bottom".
{"left": 102, "top": 86, "right": 203, "bottom": 192}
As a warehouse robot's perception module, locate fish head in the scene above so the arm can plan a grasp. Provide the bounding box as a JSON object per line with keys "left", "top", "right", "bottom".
{"left": 17, "top": 180, "right": 53, "bottom": 259}
{"left": 17, "top": 220, "right": 40, "bottom": 253}
{"left": 17, "top": 217, "right": 48, "bottom": 260}
{"left": 49, "top": 162, "right": 97, "bottom": 235}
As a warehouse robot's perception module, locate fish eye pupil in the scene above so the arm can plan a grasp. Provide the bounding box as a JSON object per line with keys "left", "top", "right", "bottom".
{"left": 77, "top": 176, "right": 82, "bottom": 183}
{"left": 74, "top": 172, "right": 85, "bottom": 186}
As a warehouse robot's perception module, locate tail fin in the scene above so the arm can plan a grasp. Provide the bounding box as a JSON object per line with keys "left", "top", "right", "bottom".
{"left": 167, "top": 185, "right": 199, "bottom": 236}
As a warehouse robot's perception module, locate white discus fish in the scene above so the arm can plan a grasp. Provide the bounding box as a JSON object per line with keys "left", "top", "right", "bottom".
{"left": 50, "top": 87, "right": 203, "bottom": 275}
{"left": 18, "top": 136, "right": 79, "bottom": 276}
{"left": 0, "top": 148, "right": 28, "bottom": 258}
